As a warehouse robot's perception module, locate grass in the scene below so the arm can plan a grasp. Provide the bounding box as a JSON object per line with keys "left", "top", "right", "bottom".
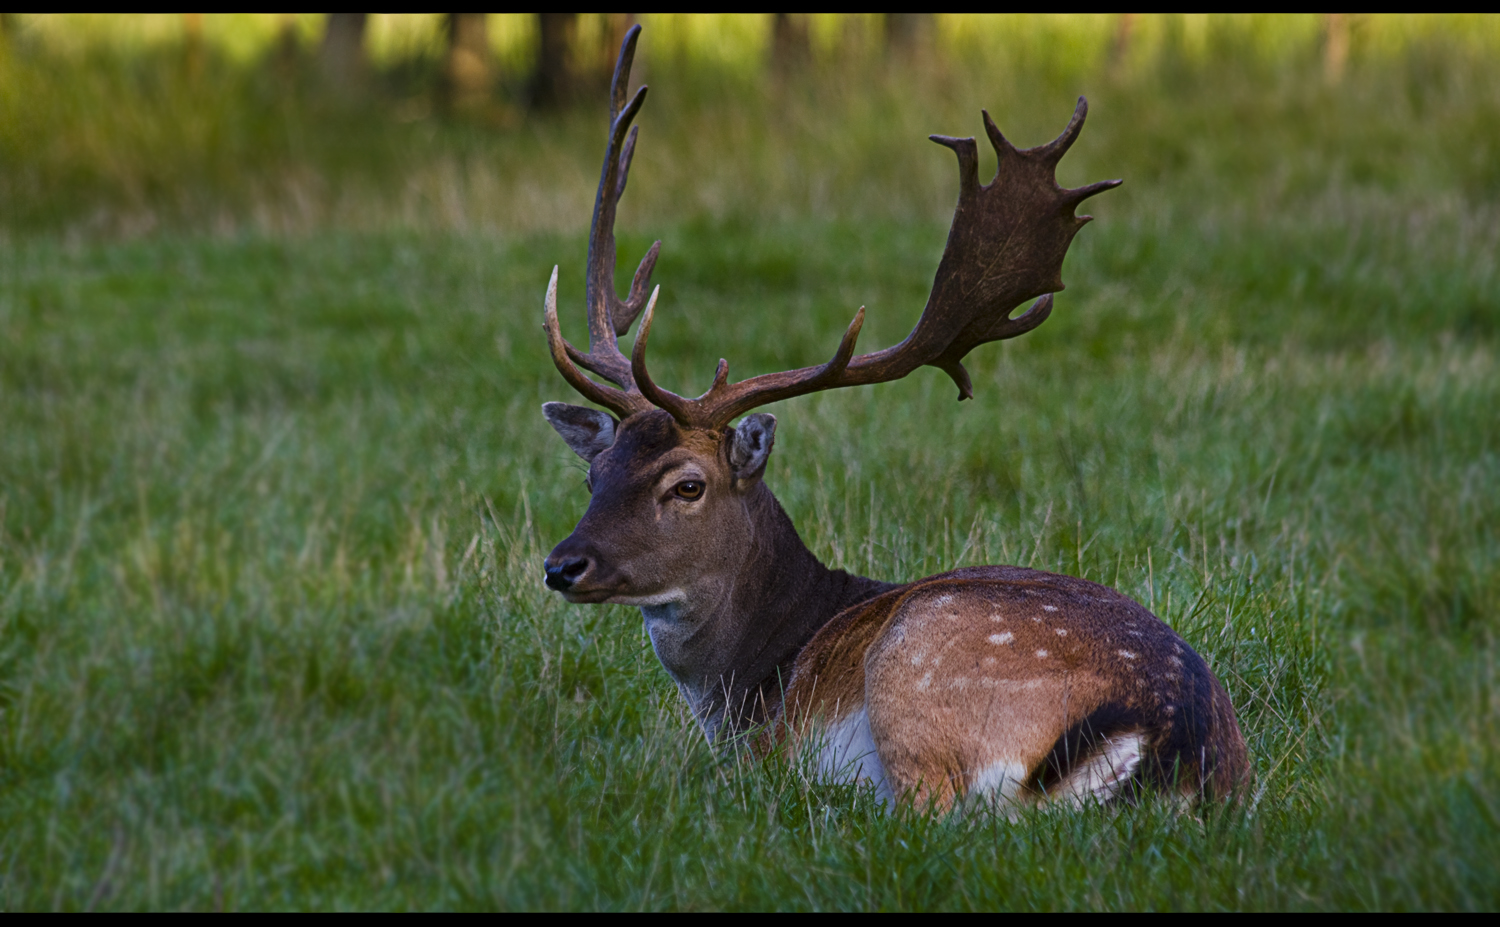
{"left": 1, "top": 14, "right": 1499, "bottom": 910}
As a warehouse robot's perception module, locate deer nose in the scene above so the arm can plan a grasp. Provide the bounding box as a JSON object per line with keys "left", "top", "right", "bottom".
{"left": 543, "top": 556, "right": 590, "bottom": 591}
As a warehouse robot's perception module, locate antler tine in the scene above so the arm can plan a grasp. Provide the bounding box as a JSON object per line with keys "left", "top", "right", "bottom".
{"left": 616, "top": 125, "right": 638, "bottom": 202}
{"left": 629, "top": 286, "right": 696, "bottom": 424}
{"left": 1063, "top": 178, "right": 1125, "bottom": 211}
{"left": 929, "top": 135, "right": 980, "bottom": 200}
{"left": 544, "top": 266, "right": 650, "bottom": 417}
{"left": 671, "top": 306, "right": 868, "bottom": 428}
{"left": 614, "top": 239, "right": 661, "bottom": 336}
{"left": 980, "top": 111, "right": 1020, "bottom": 164}
{"left": 609, "top": 21, "right": 640, "bottom": 120}
{"left": 1039, "top": 96, "right": 1089, "bottom": 164}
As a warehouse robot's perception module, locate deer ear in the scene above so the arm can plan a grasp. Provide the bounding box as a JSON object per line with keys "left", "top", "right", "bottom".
{"left": 728, "top": 413, "right": 777, "bottom": 483}
{"left": 542, "top": 402, "right": 618, "bottom": 462}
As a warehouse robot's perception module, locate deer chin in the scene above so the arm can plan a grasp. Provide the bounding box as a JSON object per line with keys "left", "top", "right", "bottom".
{"left": 610, "top": 589, "right": 688, "bottom": 609}
{"left": 557, "top": 583, "right": 686, "bottom": 608}
{"left": 555, "top": 587, "right": 618, "bottom": 605}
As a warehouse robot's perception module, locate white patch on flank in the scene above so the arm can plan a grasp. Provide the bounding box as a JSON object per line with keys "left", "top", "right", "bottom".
{"left": 1035, "top": 649, "right": 1050, "bottom": 658}
{"left": 1169, "top": 655, "right": 1184, "bottom": 666}
{"left": 1055, "top": 628, "right": 1068, "bottom": 636}
{"left": 1054, "top": 732, "right": 1145, "bottom": 805}
{"left": 931, "top": 594, "right": 955, "bottom": 607}
{"left": 1118, "top": 650, "right": 1137, "bottom": 660}
{"left": 812, "top": 708, "right": 893, "bottom": 803}
{"left": 918, "top": 672, "right": 933, "bottom": 691}
{"left": 990, "top": 612, "right": 1007, "bottom": 623}
{"left": 1042, "top": 604, "right": 1059, "bottom": 612}
{"left": 988, "top": 632, "right": 1015, "bottom": 645}
{"left": 969, "top": 760, "right": 1031, "bottom": 805}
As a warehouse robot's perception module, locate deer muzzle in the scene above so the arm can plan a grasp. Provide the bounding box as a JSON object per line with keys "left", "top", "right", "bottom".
{"left": 543, "top": 555, "right": 589, "bottom": 591}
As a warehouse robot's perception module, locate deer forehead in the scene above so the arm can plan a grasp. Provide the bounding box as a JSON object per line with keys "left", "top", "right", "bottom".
{"left": 592, "top": 414, "right": 727, "bottom": 483}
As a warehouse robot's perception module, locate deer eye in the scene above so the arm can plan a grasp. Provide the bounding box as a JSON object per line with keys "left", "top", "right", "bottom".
{"left": 674, "top": 481, "right": 704, "bottom": 501}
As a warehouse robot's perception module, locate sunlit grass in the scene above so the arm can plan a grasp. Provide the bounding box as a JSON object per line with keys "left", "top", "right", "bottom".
{"left": 1, "top": 13, "right": 1498, "bottom": 911}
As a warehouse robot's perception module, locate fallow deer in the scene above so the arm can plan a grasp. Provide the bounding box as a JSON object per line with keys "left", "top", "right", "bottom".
{"left": 537, "top": 26, "right": 1248, "bottom": 809}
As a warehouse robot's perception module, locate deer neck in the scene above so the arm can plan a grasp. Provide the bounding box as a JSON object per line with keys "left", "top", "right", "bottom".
{"left": 639, "top": 480, "right": 896, "bottom": 742}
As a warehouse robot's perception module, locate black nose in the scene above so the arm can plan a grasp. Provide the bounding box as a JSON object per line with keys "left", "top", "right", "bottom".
{"left": 544, "top": 556, "right": 589, "bottom": 591}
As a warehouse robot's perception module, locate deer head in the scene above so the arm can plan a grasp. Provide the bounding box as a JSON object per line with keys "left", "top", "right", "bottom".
{"left": 541, "top": 404, "right": 778, "bottom": 611}
{"left": 540, "top": 26, "right": 1118, "bottom": 608}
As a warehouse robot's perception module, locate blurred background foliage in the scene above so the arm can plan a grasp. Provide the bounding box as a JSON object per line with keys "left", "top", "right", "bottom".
{"left": 1, "top": 14, "right": 1498, "bottom": 910}
{"left": 3, "top": 14, "right": 1499, "bottom": 236}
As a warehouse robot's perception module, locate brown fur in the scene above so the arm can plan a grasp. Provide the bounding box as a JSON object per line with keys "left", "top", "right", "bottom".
{"left": 781, "top": 568, "right": 1248, "bottom": 807}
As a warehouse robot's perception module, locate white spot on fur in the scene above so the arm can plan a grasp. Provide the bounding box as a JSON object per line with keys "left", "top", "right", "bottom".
{"left": 1055, "top": 628, "right": 1067, "bottom": 636}
{"left": 1042, "top": 604, "right": 1059, "bottom": 612}
{"left": 990, "top": 613, "right": 1007, "bottom": 623}
{"left": 811, "top": 709, "right": 892, "bottom": 803}
{"left": 1169, "top": 655, "right": 1183, "bottom": 666}
{"left": 983, "top": 656, "right": 997, "bottom": 666}
{"left": 1035, "top": 649, "right": 1049, "bottom": 658}
{"left": 918, "top": 672, "right": 933, "bottom": 691}
{"left": 931, "top": 594, "right": 955, "bottom": 607}
{"left": 969, "top": 760, "right": 1030, "bottom": 804}
{"left": 1054, "top": 732, "right": 1145, "bottom": 804}
{"left": 988, "top": 632, "right": 1014, "bottom": 645}
{"left": 1118, "top": 650, "right": 1137, "bottom": 660}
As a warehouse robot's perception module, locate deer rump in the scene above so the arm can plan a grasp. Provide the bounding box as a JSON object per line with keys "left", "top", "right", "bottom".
{"left": 535, "top": 24, "right": 1251, "bottom": 812}
{"left": 782, "top": 567, "right": 1246, "bottom": 808}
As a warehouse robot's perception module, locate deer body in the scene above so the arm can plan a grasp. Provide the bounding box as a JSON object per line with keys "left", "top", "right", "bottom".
{"left": 545, "top": 408, "right": 1247, "bottom": 806}
{"left": 532, "top": 26, "right": 1249, "bottom": 809}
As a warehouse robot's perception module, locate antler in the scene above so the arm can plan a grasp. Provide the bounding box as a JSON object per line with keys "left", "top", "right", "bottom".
{"left": 547, "top": 26, "right": 1121, "bottom": 432}
{"left": 543, "top": 24, "right": 661, "bottom": 420}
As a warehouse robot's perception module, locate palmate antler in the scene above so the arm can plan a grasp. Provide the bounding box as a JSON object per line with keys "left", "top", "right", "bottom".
{"left": 545, "top": 25, "right": 1121, "bottom": 431}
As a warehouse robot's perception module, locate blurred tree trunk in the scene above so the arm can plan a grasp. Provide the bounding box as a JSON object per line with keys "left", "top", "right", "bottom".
{"left": 1109, "top": 13, "right": 1138, "bottom": 76}
{"left": 446, "top": 13, "right": 492, "bottom": 109}
{"left": 275, "top": 13, "right": 300, "bottom": 79}
{"left": 885, "top": 13, "right": 932, "bottom": 57}
{"left": 1323, "top": 13, "right": 1350, "bottom": 85}
{"left": 771, "top": 14, "right": 810, "bottom": 73}
{"left": 320, "top": 13, "right": 368, "bottom": 91}
{"left": 182, "top": 13, "right": 204, "bottom": 81}
{"left": 532, "top": 13, "right": 577, "bottom": 109}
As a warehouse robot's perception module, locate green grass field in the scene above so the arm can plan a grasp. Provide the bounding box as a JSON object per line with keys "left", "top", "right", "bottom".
{"left": 1, "top": 15, "right": 1498, "bottom": 910}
